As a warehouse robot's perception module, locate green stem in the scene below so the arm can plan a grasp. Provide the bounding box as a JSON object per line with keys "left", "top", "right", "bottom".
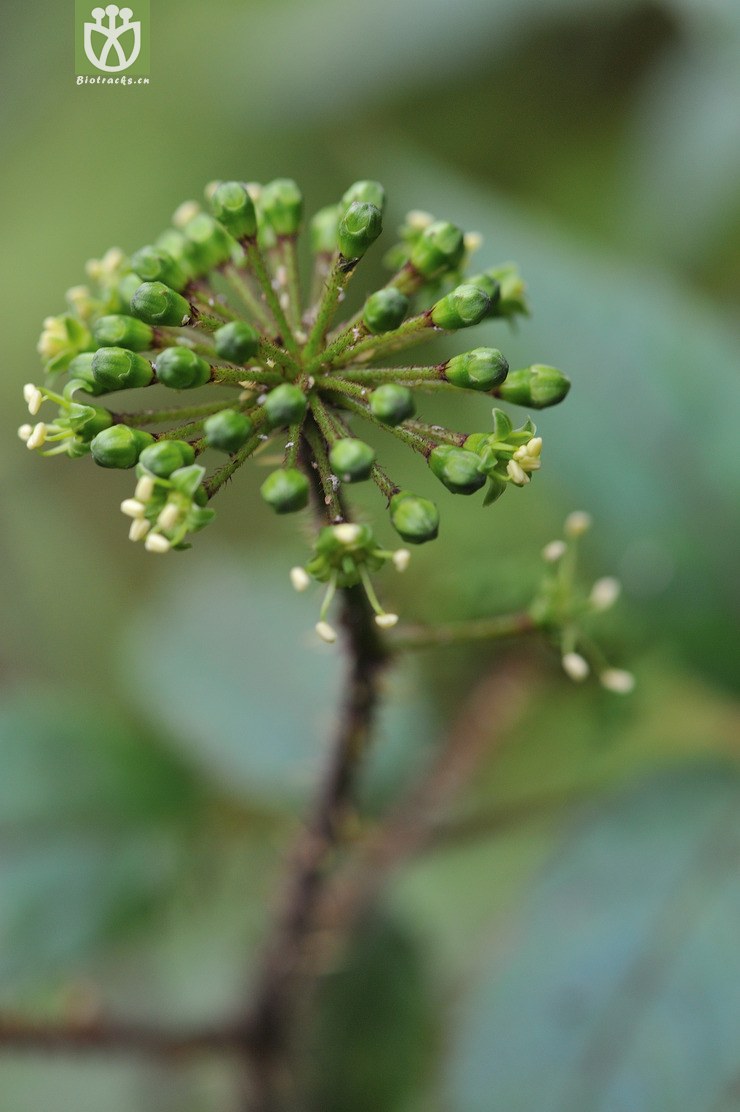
{"left": 278, "top": 236, "right": 302, "bottom": 332}
{"left": 283, "top": 420, "right": 305, "bottom": 469}
{"left": 328, "top": 312, "right": 438, "bottom": 367}
{"left": 113, "top": 399, "right": 234, "bottom": 426}
{"left": 302, "top": 418, "right": 344, "bottom": 521}
{"left": 369, "top": 463, "right": 400, "bottom": 502}
{"left": 243, "top": 239, "right": 301, "bottom": 359}
{"left": 319, "top": 391, "right": 433, "bottom": 457}
{"left": 318, "top": 320, "right": 370, "bottom": 366}
{"left": 309, "top": 251, "right": 333, "bottom": 314}
{"left": 404, "top": 420, "right": 467, "bottom": 447}
{"left": 308, "top": 393, "right": 342, "bottom": 446}
{"left": 304, "top": 255, "right": 358, "bottom": 362}
{"left": 222, "top": 263, "right": 273, "bottom": 331}
{"left": 330, "top": 364, "right": 445, "bottom": 385}
{"left": 391, "top": 611, "right": 538, "bottom": 651}
{"left": 212, "top": 367, "right": 285, "bottom": 387}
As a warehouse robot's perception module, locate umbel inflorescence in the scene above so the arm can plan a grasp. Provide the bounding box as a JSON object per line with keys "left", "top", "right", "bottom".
{"left": 22, "top": 178, "right": 572, "bottom": 641}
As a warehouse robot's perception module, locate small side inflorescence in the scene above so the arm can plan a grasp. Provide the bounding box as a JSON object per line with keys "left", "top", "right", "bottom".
{"left": 23, "top": 177, "right": 579, "bottom": 643}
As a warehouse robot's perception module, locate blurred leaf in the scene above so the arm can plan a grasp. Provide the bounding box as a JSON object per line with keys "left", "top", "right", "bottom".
{"left": 309, "top": 915, "right": 438, "bottom": 1112}
{"left": 119, "top": 554, "right": 432, "bottom": 809}
{"left": 0, "top": 689, "right": 200, "bottom": 988}
{"left": 444, "top": 763, "right": 740, "bottom": 1112}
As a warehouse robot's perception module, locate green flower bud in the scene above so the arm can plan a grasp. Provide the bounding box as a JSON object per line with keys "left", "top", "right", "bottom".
{"left": 184, "top": 213, "right": 234, "bottom": 272}
{"left": 409, "top": 221, "right": 464, "bottom": 278}
{"left": 130, "top": 246, "right": 190, "bottom": 292}
{"left": 92, "top": 314, "right": 154, "bottom": 352}
{"left": 155, "top": 229, "right": 200, "bottom": 277}
{"left": 369, "top": 384, "right": 415, "bottom": 425}
{"left": 260, "top": 468, "right": 309, "bottom": 514}
{"left": 90, "top": 425, "right": 155, "bottom": 469}
{"left": 260, "top": 178, "right": 303, "bottom": 236}
{"left": 117, "top": 273, "right": 144, "bottom": 308}
{"left": 338, "top": 202, "right": 382, "bottom": 260}
{"left": 316, "top": 522, "right": 374, "bottom": 559}
{"left": 429, "top": 445, "right": 486, "bottom": 494}
{"left": 91, "top": 347, "right": 154, "bottom": 391}
{"left": 328, "top": 438, "right": 376, "bottom": 482}
{"left": 431, "top": 284, "right": 491, "bottom": 331}
{"left": 67, "top": 352, "right": 106, "bottom": 395}
{"left": 203, "top": 409, "right": 254, "bottom": 453}
{"left": 467, "top": 272, "right": 502, "bottom": 314}
{"left": 341, "top": 180, "right": 386, "bottom": 214}
{"left": 445, "top": 347, "right": 509, "bottom": 391}
{"left": 131, "top": 282, "right": 192, "bottom": 327}
{"left": 389, "top": 491, "right": 439, "bottom": 544}
{"left": 310, "top": 205, "right": 341, "bottom": 254}
{"left": 498, "top": 364, "right": 571, "bottom": 409}
{"left": 210, "top": 181, "right": 257, "bottom": 240}
{"left": 214, "top": 321, "right": 259, "bottom": 364}
{"left": 154, "top": 347, "right": 211, "bottom": 390}
{"left": 363, "top": 288, "right": 409, "bottom": 334}
{"left": 263, "top": 384, "right": 307, "bottom": 428}
{"left": 486, "top": 263, "right": 529, "bottom": 318}
{"left": 138, "top": 439, "right": 196, "bottom": 477}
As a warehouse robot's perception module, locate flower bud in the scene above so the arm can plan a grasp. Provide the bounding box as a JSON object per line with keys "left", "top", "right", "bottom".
{"left": 260, "top": 468, "right": 309, "bottom": 513}
{"left": 263, "top": 384, "right": 307, "bottom": 428}
{"left": 389, "top": 491, "right": 439, "bottom": 543}
{"left": 409, "top": 221, "right": 464, "bottom": 278}
{"left": 214, "top": 321, "right": 260, "bottom": 364}
{"left": 328, "top": 438, "right": 376, "bottom": 482}
{"left": 130, "top": 246, "right": 189, "bottom": 292}
{"left": 497, "top": 364, "right": 571, "bottom": 409}
{"left": 93, "top": 314, "right": 154, "bottom": 352}
{"left": 67, "top": 352, "right": 106, "bottom": 395}
{"left": 90, "top": 425, "right": 155, "bottom": 469}
{"left": 260, "top": 178, "right": 303, "bottom": 236}
{"left": 139, "top": 439, "right": 196, "bottom": 477}
{"left": 486, "top": 263, "right": 529, "bottom": 318}
{"left": 363, "top": 288, "right": 409, "bottom": 334}
{"left": 467, "top": 272, "right": 502, "bottom": 314}
{"left": 130, "top": 282, "right": 191, "bottom": 327}
{"left": 310, "top": 205, "right": 341, "bottom": 254}
{"left": 431, "top": 284, "right": 491, "bottom": 331}
{"left": 184, "top": 213, "right": 234, "bottom": 272}
{"left": 210, "top": 181, "right": 258, "bottom": 240}
{"left": 203, "top": 409, "right": 254, "bottom": 453}
{"left": 91, "top": 347, "right": 154, "bottom": 391}
{"left": 445, "top": 347, "right": 509, "bottom": 391}
{"left": 429, "top": 445, "right": 486, "bottom": 494}
{"left": 155, "top": 229, "right": 200, "bottom": 276}
{"left": 155, "top": 346, "right": 211, "bottom": 390}
{"left": 341, "top": 180, "right": 386, "bottom": 214}
{"left": 338, "top": 202, "right": 382, "bottom": 260}
{"left": 369, "top": 384, "right": 415, "bottom": 426}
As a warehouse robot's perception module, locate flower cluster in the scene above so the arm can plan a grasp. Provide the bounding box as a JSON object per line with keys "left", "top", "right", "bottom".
{"left": 532, "top": 511, "right": 635, "bottom": 693}
{"left": 22, "top": 177, "right": 571, "bottom": 636}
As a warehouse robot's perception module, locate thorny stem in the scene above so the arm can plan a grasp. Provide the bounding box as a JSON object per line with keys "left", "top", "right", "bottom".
{"left": 243, "top": 458, "right": 389, "bottom": 1112}
{"left": 304, "top": 254, "right": 357, "bottom": 362}
{"left": 243, "top": 239, "right": 302, "bottom": 360}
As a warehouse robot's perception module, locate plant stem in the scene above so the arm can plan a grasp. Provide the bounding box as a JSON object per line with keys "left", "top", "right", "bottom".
{"left": 243, "top": 466, "right": 389, "bottom": 1112}
{"left": 0, "top": 1014, "right": 248, "bottom": 1059}
{"left": 243, "top": 239, "right": 301, "bottom": 359}
{"left": 304, "top": 255, "right": 357, "bottom": 362}
{"left": 391, "top": 610, "right": 537, "bottom": 651}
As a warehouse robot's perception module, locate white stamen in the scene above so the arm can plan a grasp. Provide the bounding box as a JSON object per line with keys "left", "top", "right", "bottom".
{"left": 128, "top": 518, "right": 150, "bottom": 542}
{"left": 334, "top": 523, "right": 362, "bottom": 545}
{"left": 23, "top": 384, "right": 43, "bottom": 415}
{"left": 406, "top": 210, "right": 433, "bottom": 231}
{"left": 464, "top": 231, "right": 482, "bottom": 252}
{"left": 315, "top": 620, "right": 337, "bottom": 643}
{"left": 290, "top": 566, "right": 311, "bottom": 592}
{"left": 145, "top": 532, "right": 171, "bottom": 553}
{"left": 135, "top": 475, "right": 155, "bottom": 502}
{"left": 562, "top": 652, "right": 590, "bottom": 682}
{"left": 156, "top": 502, "right": 180, "bottom": 531}
{"left": 18, "top": 424, "right": 33, "bottom": 442}
{"left": 542, "top": 540, "right": 567, "bottom": 563}
{"left": 392, "top": 548, "right": 411, "bottom": 572}
{"left": 27, "top": 423, "right": 47, "bottom": 450}
{"left": 590, "top": 576, "right": 621, "bottom": 612}
{"left": 507, "top": 459, "right": 529, "bottom": 485}
{"left": 172, "top": 200, "right": 200, "bottom": 227}
{"left": 375, "top": 613, "right": 399, "bottom": 629}
{"left": 565, "top": 511, "right": 592, "bottom": 537}
{"left": 599, "top": 668, "right": 635, "bottom": 694}
{"left": 120, "top": 498, "right": 146, "bottom": 519}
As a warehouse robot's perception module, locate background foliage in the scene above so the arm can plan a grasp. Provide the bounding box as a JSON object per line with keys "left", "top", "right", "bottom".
{"left": 1, "top": 0, "right": 738, "bottom": 1107}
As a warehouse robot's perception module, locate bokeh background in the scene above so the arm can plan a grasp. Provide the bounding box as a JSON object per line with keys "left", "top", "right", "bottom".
{"left": 1, "top": 0, "right": 739, "bottom": 1108}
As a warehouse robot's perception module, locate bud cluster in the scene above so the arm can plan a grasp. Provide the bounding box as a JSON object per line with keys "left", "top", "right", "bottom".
{"left": 23, "top": 178, "right": 571, "bottom": 635}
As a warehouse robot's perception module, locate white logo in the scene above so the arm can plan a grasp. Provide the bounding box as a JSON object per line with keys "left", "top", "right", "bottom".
{"left": 84, "top": 5, "right": 141, "bottom": 72}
